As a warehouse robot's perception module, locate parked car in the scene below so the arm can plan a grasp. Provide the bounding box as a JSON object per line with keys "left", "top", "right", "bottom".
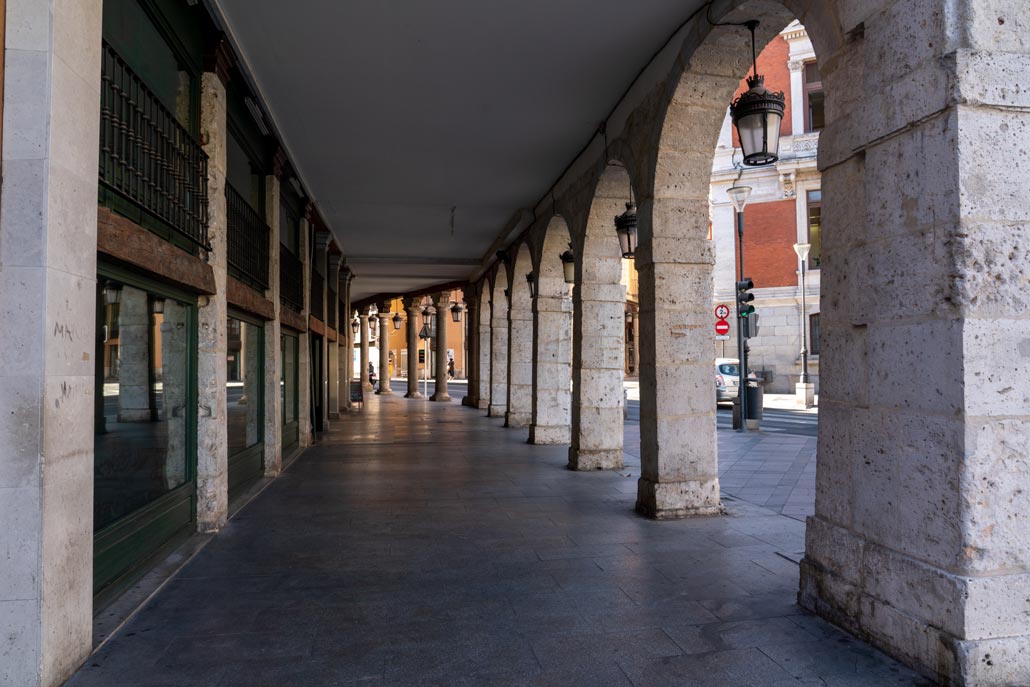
{"left": 716, "top": 358, "right": 761, "bottom": 404}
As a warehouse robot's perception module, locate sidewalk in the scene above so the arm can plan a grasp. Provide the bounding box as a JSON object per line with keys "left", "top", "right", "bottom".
{"left": 623, "top": 380, "right": 817, "bottom": 413}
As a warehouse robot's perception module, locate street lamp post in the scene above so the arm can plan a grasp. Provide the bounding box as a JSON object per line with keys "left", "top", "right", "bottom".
{"left": 728, "top": 184, "right": 752, "bottom": 432}
{"left": 793, "top": 242, "right": 815, "bottom": 408}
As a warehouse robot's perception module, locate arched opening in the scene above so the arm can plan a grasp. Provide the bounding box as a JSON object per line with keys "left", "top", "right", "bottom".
{"left": 488, "top": 267, "right": 509, "bottom": 418}
{"left": 475, "top": 282, "right": 492, "bottom": 409}
{"left": 530, "top": 216, "right": 573, "bottom": 444}
{"left": 568, "top": 163, "right": 630, "bottom": 471}
{"left": 506, "top": 243, "right": 534, "bottom": 428}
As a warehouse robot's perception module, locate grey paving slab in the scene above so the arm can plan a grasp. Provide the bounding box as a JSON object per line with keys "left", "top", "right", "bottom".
{"left": 67, "top": 394, "right": 926, "bottom": 687}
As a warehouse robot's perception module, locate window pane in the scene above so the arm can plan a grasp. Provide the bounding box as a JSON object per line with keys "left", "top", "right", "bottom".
{"left": 227, "top": 131, "right": 263, "bottom": 212}
{"left": 95, "top": 280, "right": 192, "bottom": 531}
{"left": 282, "top": 334, "right": 297, "bottom": 425}
{"left": 810, "top": 314, "right": 821, "bottom": 356}
{"left": 807, "top": 191, "right": 822, "bottom": 268}
{"left": 805, "top": 62, "right": 821, "bottom": 83}
{"left": 808, "top": 90, "right": 825, "bottom": 132}
{"left": 227, "top": 317, "right": 262, "bottom": 455}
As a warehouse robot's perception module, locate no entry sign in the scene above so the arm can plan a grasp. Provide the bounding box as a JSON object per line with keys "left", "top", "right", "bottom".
{"left": 715, "top": 304, "right": 730, "bottom": 320}
{"left": 715, "top": 319, "right": 730, "bottom": 336}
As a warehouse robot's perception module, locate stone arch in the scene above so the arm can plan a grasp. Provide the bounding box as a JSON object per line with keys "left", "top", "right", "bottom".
{"left": 568, "top": 162, "right": 631, "bottom": 470}
{"left": 506, "top": 242, "right": 534, "bottom": 428}
{"left": 529, "top": 215, "right": 573, "bottom": 444}
{"left": 488, "top": 263, "right": 509, "bottom": 418}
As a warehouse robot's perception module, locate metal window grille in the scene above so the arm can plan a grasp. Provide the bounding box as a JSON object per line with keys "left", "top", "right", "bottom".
{"left": 226, "top": 183, "right": 270, "bottom": 289}
{"left": 310, "top": 272, "right": 325, "bottom": 321}
{"left": 99, "top": 42, "right": 209, "bottom": 249}
{"left": 279, "top": 247, "right": 304, "bottom": 312}
{"left": 327, "top": 288, "right": 337, "bottom": 329}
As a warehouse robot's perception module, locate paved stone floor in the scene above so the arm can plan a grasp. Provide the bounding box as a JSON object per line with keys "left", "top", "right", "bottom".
{"left": 68, "top": 395, "right": 931, "bottom": 687}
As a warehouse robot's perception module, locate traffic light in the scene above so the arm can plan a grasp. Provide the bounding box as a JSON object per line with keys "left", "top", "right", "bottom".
{"left": 742, "top": 313, "right": 760, "bottom": 339}
{"left": 736, "top": 278, "right": 755, "bottom": 319}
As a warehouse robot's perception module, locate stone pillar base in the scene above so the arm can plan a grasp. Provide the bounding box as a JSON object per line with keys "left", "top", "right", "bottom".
{"left": 362, "top": 382, "right": 373, "bottom": 392}
{"left": 568, "top": 448, "right": 623, "bottom": 471}
{"left": 376, "top": 388, "right": 393, "bottom": 395}
{"left": 430, "top": 392, "right": 451, "bottom": 402}
{"left": 529, "top": 424, "right": 571, "bottom": 445}
{"left": 462, "top": 395, "right": 478, "bottom": 407}
{"left": 328, "top": 412, "right": 340, "bottom": 420}
{"left": 795, "top": 382, "right": 815, "bottom": 409}
{"left": 635, "top": 477, "right": 722, "bottom": 519}
{"left": 505, "top": 412, "right": 531, "bottom": 428}
{"left": 405, "top": 391, "right": 424, "bottom": 399}
{"left": 477, "top": 399, "right": 489, "bottom": 410}
{"left": 800, "top": 516, "right": 1030, "bottom": 686}
{"left": 488, "top": 404, "right": 506, "bottom": 417}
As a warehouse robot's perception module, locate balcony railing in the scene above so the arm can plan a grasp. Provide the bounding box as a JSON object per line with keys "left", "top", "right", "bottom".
{"left": 280, "top": 247, "right": 303, "bottom": 312}
{"left": 226, "top": 184, "right": 270, "bottom": 290}
{"left": 310, "top": 272, "right": 325, "bottom": 321}
{"left": 99, "top": 42, "right": 209, "bottom": 249}
{"left": 327, "top": 288, "right": 337, "bottom": 329}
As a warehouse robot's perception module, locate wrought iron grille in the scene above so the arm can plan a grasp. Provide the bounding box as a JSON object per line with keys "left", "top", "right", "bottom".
{"left": 327, "top": 288, "right": 337, "bottom": 329}
{"left": 280, "top": 247, "right": 304, "bottom": 312}
{"left": 310, "top": 272, "right": 325, "bottom": 322}
{"left": 99, "top": 42, "right": 209, "bottom": 249}
{"left": 226, "top": 184, "right": 270, "bottom": 290}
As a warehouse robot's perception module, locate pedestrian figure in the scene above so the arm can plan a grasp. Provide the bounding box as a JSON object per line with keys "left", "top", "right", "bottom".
{"left": 447, "top": 358, "right": 455, "bottom": 380}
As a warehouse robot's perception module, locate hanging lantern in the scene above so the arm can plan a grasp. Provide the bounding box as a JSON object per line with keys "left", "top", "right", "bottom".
{"left": 614, "top": 202, "right": 637, "bottom": 259}
{"left": 450, "top": 302, "right": 463, "bottom": 323}
{"left": 559, "top": 245, "right": 575, "bottom": 285}
{"left": 351, "top": 318, "right": 359, "bottom": 335}
{"left": 730, "top": 21, "right": 785, "bottom": 166}
{"left": 392, "top": 312, "right": 403, "bottom": 330}
{"left": 526, "top": 272, "right": 536, "bottom": 299}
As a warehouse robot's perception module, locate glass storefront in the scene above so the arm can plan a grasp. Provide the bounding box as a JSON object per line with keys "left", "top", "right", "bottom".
{"left": 282, "top": 331, "right": 299, "bottom": 452}
{"left": 94, "top": 273, "right": 196, "bottom": 602}
{"left": 227, "top": 315, "right": 264, "bottom": 499}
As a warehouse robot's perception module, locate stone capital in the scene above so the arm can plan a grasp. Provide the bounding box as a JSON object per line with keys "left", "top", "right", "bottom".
{"left": 788, "top": 59, "right": 805, "bottom": 73}
{"left": 204, "top": 34, "right": 236, "bottom": 86}
{"left": 376, "top": 299, "right": 395, "bottom": 314}
{"left": 403, "top": 295, "right": 424, "bottom": 312}
{"left": 432, "top": 291, "right": 453, "bottom": 309}
{"left": 314, "top": 231, "right": 332, "bottom": 253}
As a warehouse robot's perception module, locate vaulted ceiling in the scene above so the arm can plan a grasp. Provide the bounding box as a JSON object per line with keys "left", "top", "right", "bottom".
{"left": 211, "top": 0, "right": 710, "bottom": 301}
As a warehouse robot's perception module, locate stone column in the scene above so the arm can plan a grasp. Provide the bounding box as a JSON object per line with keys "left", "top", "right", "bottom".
{"left": 488, "top": 290, "right": 509, "bottom": 417}
{"left": 0, "top": 4, "right": 102, "bottom": 680}
{"left": 116, "top": 286, "right": 152, "bottom": 422}
{"left": 359, "top": 307, "right": 372, "bottom": 391}
{"left": 313, "top": 232, "right": 330, "bottom": 431}
{"left": 461, "top": 288, "right": 479, "bottom": 407}
{"left": 634, "top": 197, "right": 720, "bottom": 518}
{"left": 430, "top": 292, "right": 451, "bottom": 402}
{"left": 376, "top": 302, "right": 393, "bottom": 395}
{"left": 569, "top": 260, "right": 624, "bottom": 471}
{"left": 477, "top": 294, "right": 492, "bottom": 409}
{"left": 327, "top": 255, "right": 342, "bottom": 419}
{"left": 530, "top": 278, "right": 572, "bottom": 444}
{"left": 799, "top": 6, "right": 1030, "bottom": 685}
{"left": 243, "top": 321, "right": 261, "bottom": 446}
{"left": 196, "top": 65, "right": 230, "bottom": 531}
{"left": 506, "top": 292, "right": 533, "bottom": 427}
{"left": 787, "top": 58, "right": 805, "bottom": 136}
{"left": 404, "top": 297, "right": 423, "bottom": 398}
{"left": 341, "top": 269, "right": 354, "bottom": 410}
{"left": 263, "top": 169, "right": 283, "bottom": 474}
{"left": 296, "top": 209, "right": 313, "bottom": 447}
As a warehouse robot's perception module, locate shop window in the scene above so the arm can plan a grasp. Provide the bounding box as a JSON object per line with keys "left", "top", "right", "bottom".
{"left": 803, "top": 61, "right": 824, "bottom": 133}
{"left": 807, "top": 190, "right": 822, "bottom": 269}
{"left": 227, "top": 316, "right": 264, "bottom": 497}
{"left": 810, "top": 313, "right": 821, "bottom": 356}
{"left": 282, "top": 332, "right": 299, "bottom": 451}
{"left": 93, "top": 275, "right": 196, "bottom": 600}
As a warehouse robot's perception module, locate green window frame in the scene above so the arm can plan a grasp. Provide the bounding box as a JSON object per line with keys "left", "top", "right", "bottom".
{"left": 227, "top": 310, "right": 266, "bottom": 501}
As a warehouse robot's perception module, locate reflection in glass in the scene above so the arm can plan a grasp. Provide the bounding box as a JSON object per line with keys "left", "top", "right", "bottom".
{"left": 94, "top": 280, "right": 191, "bottom": 531}
{"left": 227, "top": 317, "right": 262, "bottom": 455}
{"left": 282, "top": 334, "right": 298, "bottom": 425}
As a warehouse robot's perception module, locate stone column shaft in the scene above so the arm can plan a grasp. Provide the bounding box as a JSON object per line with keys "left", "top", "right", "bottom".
{"left": 196, "top": 70, "right": 230, "bottom": 531}
{"left": 530, "top": 290, "right": 572, "bottom": 444}
{"left": 0, "top": 4, "right": 102, "bottom": 681}
{"left": 404, "top": 299, "right": 423, "bottom": 398}
{"left": 461, "top": 288, "right": 479, "bottom": 407}
{"left": 431, "top": 293, "right": 451, "bottom": 402}
{"left": 359, "top": 310, "right": 372, "bottom": 391}
{"left": 506, "top": 303, "right": 533, "bottom": 428}
{"left": 477, "top": 297, "right": 492, "bottom": 409}
{"left": 376, "top": 307, "right": 393, "bottom": 395}
{"left": 263, "top": 174, "right": 283, "bottom": 474}
{"left": 296, "top": 216, "right": 313, "bottom": 447}
{"left": 489, "top": 295, "right": 509, "bottom": 418}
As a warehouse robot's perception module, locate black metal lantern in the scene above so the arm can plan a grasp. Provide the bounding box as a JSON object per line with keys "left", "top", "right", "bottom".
{"left": 450, "top": 302, "right": 463, "bottom": 323}
{"left": 392, "top": 312, "right": 403, "bottom": 330}
{"left": 730, "top": 21, "right": 785, "bottom": 166}
{"left": 614, "top": 202, "right": 637, "bottom": 259}
{"left": 526, "top": 272, "right": 536, "bottom": 299}
{"left": 369, "top": 316, "right": 378, "bottom": 335}
{"left": 351, "top": 317, "right": 359, "bottom": 335}
{"left": 559, "top": 245, "right": 575, "bottom": 284}
{"left": 421, "top": 306, "right": 435, "bottom": 337}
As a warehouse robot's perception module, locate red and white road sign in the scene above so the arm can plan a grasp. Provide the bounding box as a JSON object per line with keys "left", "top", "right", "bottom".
{"left": 715, "top": 304, "right": 730, "bottom": 320}
{"left": 715, "top": 319, "right": 730, "bottom": 336}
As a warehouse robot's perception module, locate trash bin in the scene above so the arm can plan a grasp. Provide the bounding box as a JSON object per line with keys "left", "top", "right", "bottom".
{"left": 732, "top": 396, "right": 741, "bottom": 429}
{"left": 746, "top": 384, "right": 763, "bottom": 420}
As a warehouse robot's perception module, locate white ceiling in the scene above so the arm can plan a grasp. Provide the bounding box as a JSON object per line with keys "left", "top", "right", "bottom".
{"left": 213, "top": 0, "right": 708, "bottom": 301}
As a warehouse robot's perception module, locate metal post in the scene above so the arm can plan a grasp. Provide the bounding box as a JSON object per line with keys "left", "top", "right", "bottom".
{"left": 736, "top": 209, "right": 748, "bottom": 432}
{"left": 799, "top": 258, "right": 809, "bottom": 384}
